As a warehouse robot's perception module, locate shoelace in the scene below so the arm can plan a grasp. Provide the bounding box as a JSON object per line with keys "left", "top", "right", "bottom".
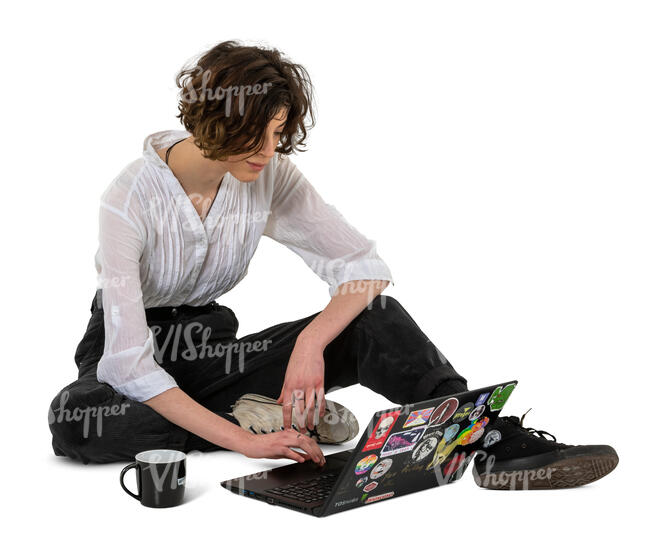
{"left": 235, "top": 396, "right": 324, "bottom": 440}
{"left": 248, "top": 423, "right": 323, "bottom": 441}
{"left": 504, "top": 408, "right": 558, "bottom": 442}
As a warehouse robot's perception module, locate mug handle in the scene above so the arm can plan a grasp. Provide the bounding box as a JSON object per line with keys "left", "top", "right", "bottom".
{"left": 120, "top": 462, "right": 141, "bottom": 501}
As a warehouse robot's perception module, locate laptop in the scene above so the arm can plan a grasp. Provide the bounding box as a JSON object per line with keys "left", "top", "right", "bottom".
{"left": 221, "top": 380, "right": 517, "bottom": 517}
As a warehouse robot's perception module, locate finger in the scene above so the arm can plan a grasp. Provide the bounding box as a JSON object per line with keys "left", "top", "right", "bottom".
{"left": 305, "top": 387, "right": 316, "bottom": 431}
{"left": 282, "top": 447, "right": 305, "bottom": 463}
{"left": 294, "top": 433, "right": 325, "bottom": 465}
{"left": 282, "top": 399, "right": 293, "bottom": 432}
{"left": 305, "top": 435, "right": 326, "bottom": 465}
{"left": 316, "top": 388, "right": 326, "bottom": 421}
{"left": 284, "top": 431, "right": 318, "bottom": 464}
{"left": 293, "top": 389, "right": 306, "bottom": 433}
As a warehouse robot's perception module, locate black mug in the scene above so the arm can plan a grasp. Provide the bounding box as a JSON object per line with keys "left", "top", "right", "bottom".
{"left": 120, "top": 449, "right": 186, "bottom": 508}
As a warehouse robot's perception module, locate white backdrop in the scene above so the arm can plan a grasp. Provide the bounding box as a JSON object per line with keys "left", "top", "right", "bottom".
{"left": 2, "top": 1, "right": 647, "bottom": 552}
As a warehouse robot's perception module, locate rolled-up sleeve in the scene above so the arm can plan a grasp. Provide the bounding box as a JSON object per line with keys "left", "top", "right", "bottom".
{"left": 263, "top": 154, "right": 394, "bottom": 297}
{"left": 95, "top": 178, "right": 179, "bottom": 402}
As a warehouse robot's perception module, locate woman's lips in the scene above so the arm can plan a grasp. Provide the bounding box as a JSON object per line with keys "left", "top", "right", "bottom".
{"left": 246, "top": 161, "right": 265, "bottom": 171}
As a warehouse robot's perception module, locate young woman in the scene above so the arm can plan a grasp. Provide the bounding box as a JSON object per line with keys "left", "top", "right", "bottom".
{"left": 48, "top": 40, "right": 618, "bottom": 489}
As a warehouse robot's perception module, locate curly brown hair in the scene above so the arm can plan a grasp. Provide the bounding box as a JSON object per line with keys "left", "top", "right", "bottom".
{"left": 174, "top": 40, "right": 316, "bottom": 161}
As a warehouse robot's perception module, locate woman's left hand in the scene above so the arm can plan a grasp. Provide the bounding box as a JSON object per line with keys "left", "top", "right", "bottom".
{"left": 277, "top": 338, "right": 326, "bottom": 434}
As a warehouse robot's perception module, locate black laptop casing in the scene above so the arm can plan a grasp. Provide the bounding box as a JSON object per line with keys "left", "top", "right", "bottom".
{"left": 223, "top": 380, "right": 518, "bottom": 517}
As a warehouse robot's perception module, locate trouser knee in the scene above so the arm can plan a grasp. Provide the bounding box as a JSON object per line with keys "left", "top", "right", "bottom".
{"left": 48, "top": 379, "right": 128, "bottom": 463}
{"left": 350, "top": 294, "right": 467, "bottom": 403}
{"left": 48, "top": 377, "right": 188, "bottom": 464}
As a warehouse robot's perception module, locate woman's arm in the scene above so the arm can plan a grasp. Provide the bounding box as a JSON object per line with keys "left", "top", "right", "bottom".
{"left": 278, "top": 279, "right": 390, "bottom": 432}
{"left": 297, "top": 279, "right": 391, "bottom": 351}
{"left": 144, "top": 387, "right": 325, "bottom": 465}
{"left": 144, "top": 387, "right": 253, "bottom": 451}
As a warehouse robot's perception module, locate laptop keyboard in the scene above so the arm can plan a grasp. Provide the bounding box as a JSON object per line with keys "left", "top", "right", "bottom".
{"left": 264, "top": 472, "right": 339, "bottom": 504}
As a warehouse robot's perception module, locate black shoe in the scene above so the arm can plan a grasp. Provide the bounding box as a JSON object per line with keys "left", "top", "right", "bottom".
{"left": 472, "top": 410, "right": 618, "bottom": 490}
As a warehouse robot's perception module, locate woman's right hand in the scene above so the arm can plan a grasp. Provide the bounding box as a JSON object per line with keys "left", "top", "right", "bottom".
{"left": 240, "top": 429, "right": 326, "bottom": 466}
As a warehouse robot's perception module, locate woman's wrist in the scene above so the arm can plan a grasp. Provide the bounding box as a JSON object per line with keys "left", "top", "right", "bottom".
{"left": 295, "top": 330, "right": 326, "bottom": 352}
{"left": 207, "top": 412, "right": 256, "bottom": 455}
{"left": 232, "top": 428, "right": 256, "bottom": 457}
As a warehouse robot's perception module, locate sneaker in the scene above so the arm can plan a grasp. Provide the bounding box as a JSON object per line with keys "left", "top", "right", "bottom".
{"left": 229, "top": 393, "right": 359, "bottom": 445}
{"left": 472, "top": 410, "right": 619, "bottom": 490}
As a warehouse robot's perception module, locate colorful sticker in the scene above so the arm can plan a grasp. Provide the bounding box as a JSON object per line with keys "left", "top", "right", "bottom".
{"left": 355, "top": 476, "right": 368, "bottom": 488}
{"left": 361, "top": 493, "right": 368, "bottom": 502}
{"left": 403, "top": 408, "right": 433, "bottom": 428}
{"left": 457, "top": 417, "right": 489, "bottom": 446}
{"left": 355, "top": 454, "right": 378, "bottom": 475}
{"left": 443, "top": 423, "right": 460, "bottom": 442}
{"left": 411, "top": 430, "right": 442, "bottom": 462}
{"left": 427, "top": 398, "right": 460, "bottom": 428}
{"left": 363, "top": 481, "right": 379, "bottom": 493}
{"left": 475, "top": 392, "right": 489, "bottom": 407}
{"left": 487, "top": 383, "right": 516, "bottom": 411}
{"left": 364, "top": 491, "right": 395, "bottom": 504}
{"left": 483, "top": 429, "right": 502, "bottom": 448}
{"left": 362, "top": 410, "right": 401, "bottom": 452}
{"left": 426, "top": 437, "right": 457, "bottom": 469}
{"left": 452, "top": 402, "right": 474, "bottom": 423}
{"left": 467, "top": 426, "right": 485, "bottom": 444}
{"left": 370, "top": 457, "right": 393, "bottom": 479}
{"left": 380, "top": 426, "right": 427, "bottom": 457}
{"left": 468, "top": 404, "right": 485, "bottom": 421}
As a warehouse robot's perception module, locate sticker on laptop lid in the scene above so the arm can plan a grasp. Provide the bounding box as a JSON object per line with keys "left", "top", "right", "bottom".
{"left": 443, "top": 423, "right": 461, "bottom": 442}
{"left": 426, "top": 437, "right": 458, "bottom": 469}
{"left": 363, "top": 481, "right": 379, "bottom": 493}
{"left": 364, "top": 491, "right": 395, "bottom": 504}
{"left": 355, "top": 454, "right": 378, "bottom": 475}
{"left": 380, "top": 426, "right": 427, "bottom": 457}
{"left": 427, "top": 397, "right": 460, "bottom": 428}
{"left": 475, "top": 392, "right": 490, "bottom": 407}
{"left": 467, "top": 426, "right": 485, "bottom": 444}
{"left": 362, "top": 410, "right": 401, "bottom": 452}
{"left": 457, "top": 416, "right": 489, "bottom": 446}
{"left": 452, "top": 402, "right": 474, "bottom": 423}
{"left": 370, "top": 457, "right": 393, "bottom": 479}
{"left": 468, "top": 404, "right": 486, "bottom": 422}
{"left": 487, "top": 383, "right": 517, "bottom": 411}
{"left": 403, "top": 407, "right": 434, "bottom": 428}
{"left": 410, "top": 429, "right": 442, "bottom": 463}
{"left": 483, "top": 429, "right": 502, "bottom": 448}
{"left": 355, "top": 476, "right": 368, "bottom": 488}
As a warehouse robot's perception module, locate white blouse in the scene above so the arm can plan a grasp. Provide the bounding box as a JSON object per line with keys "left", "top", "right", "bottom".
{"left": 94, "top": 129, "right": 394, "bottom": 402}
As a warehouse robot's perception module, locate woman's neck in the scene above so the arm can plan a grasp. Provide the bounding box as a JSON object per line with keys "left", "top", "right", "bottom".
{"left": 158, "top": 136, "right": 227, "bottom": 196}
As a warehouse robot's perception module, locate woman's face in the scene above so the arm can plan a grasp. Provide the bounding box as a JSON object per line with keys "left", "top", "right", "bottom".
{"left": 221, "top": 107, "right": 288, "bottom": 181}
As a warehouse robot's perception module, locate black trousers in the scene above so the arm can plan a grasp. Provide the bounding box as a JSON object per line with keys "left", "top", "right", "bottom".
{"left": 48, "top": 290, "right": 468, "bottom": 464}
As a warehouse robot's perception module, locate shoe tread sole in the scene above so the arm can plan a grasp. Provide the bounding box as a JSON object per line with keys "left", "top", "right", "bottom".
{"left": 473, "top": 452, "right": 619, "bottom": 490}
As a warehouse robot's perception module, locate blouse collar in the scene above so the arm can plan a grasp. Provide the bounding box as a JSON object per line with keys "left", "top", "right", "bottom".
{"left": 142, "top": 129, "right": 192, "bottom": 171}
